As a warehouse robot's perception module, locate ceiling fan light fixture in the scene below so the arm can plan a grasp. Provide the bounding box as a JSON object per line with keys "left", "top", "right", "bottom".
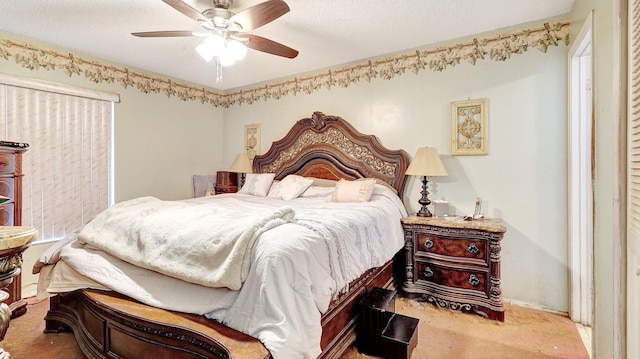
{"left": 218, "top": 51, "right": 236, "bottom": 67}
{"left": 196, "top": 34, "right": 225, "bottom": 62}
{"left": 227, "top": 40, "right": 247, "bottom": 61}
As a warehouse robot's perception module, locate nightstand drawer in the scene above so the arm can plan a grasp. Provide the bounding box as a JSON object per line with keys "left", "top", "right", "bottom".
{"left": 414, "top": 260, "right": 487, "bottom": 292}
{"left": 0, "top": 154, "right": 15, "bottom": 173}
{"left": 0, "top": 203, "right": 13, "bottom": 226}
{"left": 416, "top": 233, "right": 487, "bottom": 262}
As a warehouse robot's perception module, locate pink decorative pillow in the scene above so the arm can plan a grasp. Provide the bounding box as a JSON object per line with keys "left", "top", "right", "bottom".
{"left": 331, "top": 179, "right": 376, "bottom": 203}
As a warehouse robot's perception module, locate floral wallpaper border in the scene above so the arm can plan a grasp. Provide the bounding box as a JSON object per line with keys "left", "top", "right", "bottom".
{"left": 0, "top": 20, "right": 569, "bottom": 108}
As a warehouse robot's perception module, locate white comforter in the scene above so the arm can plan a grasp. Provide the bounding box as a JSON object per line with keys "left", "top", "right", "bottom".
{"left": 35, "top": 184, "right": 407, "bottom": 359}
{"left": 77, "top": 196, "right": 295, "bottom": 290}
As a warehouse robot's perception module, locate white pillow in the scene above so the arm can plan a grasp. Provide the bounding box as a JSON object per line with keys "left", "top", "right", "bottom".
{"left": 238, "top": 173, "right": 275, "bottom": 197}
{"left": 331, "top": 178, "right": 376, "bottom": 203}
{"left": 299, "top": 186, "right": 335, "bottom": 198}
{"left": 267, "top": 175, "right": 314, "bottom": 200}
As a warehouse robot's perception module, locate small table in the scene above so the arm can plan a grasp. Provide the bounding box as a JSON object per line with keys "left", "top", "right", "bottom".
{"left": 401, "top": 215, "right": 507, "bottom": 321}
{"left": 0, "top": 226, "right": 38, "bottom": 358}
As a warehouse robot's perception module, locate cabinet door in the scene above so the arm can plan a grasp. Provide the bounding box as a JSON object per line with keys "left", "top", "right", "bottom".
{"left": 0, "top": 203, "right": 13, "bottom": 226}
{"left": 0, "top": 153, "right": 15, "bottom": 173}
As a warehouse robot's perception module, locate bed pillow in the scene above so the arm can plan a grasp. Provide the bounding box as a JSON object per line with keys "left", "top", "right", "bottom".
{"left": 299, "top": 186, "right": 335, "bottom": 198}
{"left": 238, "top": 173, "right": 275, "bottom": 197}
{"left": 267, "top": 175, "right": 314, "bottom": 200}
{"left": 357, "top": 177, "right": 397, "bottom": 194}
{"left": 331, "top": 178, "right": 376, "bottom": 203}
{"left": 309, "top": 177, "right": 338, "bottom": 187}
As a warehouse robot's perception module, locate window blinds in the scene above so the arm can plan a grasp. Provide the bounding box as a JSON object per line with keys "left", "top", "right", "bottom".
{"left": 0, "top": 83, "right": 113, "bottom": 243}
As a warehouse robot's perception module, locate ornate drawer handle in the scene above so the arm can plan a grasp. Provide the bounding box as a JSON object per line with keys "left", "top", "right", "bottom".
{"left": 468, "top": 243, "right": 480, "bottom": 255}
{"left": 468, "top": 274, "right": 480, "bottom": 286}
{"left": 423, "top": 267, "right": 434, "bottom": 278}
{"left": 424, "top": 239, "right": 434, "bottom": 249}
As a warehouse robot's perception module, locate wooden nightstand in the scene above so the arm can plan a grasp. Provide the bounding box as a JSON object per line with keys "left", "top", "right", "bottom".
{"left": 401, "top": 215, "right": 507, "bottom": 321}
{"left": 214, "top": 171, "right": 239, "bottom": 194}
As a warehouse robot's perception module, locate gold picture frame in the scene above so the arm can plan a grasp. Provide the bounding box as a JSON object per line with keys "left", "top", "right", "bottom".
{"left": 245, "top": 124, "right": 261, "bottom": 160}
{"left": 451, "top": 98, "right": 489, "bottom": 155}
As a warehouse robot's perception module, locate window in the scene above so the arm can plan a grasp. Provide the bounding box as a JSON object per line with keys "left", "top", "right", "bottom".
{"left": 0, "top": 74, "right": 117, "bottom": 243}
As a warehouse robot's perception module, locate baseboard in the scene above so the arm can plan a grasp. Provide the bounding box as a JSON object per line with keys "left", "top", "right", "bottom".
{"left": 502, "top": 297, "right": 568, "bottom": 316}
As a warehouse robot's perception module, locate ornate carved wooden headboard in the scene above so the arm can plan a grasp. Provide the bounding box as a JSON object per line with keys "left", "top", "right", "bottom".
{"left": 253, "top": 111, "right": 410, "bottom": 197}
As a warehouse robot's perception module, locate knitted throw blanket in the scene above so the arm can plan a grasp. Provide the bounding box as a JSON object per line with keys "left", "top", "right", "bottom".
{"left": 77, "top": 196, "right": 294, "bottom": 290}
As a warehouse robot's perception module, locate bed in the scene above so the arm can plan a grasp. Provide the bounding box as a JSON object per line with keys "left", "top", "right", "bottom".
{"left": 36, "top": 111, "right": 411, "bottom": 359}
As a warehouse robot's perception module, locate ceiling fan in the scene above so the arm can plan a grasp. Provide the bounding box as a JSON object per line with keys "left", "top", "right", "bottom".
{"left": 132, "top": 0, "right": 298, "bottom": 67}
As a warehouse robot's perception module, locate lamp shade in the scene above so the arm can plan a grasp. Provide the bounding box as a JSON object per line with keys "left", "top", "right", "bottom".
{"left": 405, "top": 147, "right": 448, "bottom": 177}
{"left": 229, "top": 153, "right": 253, "bottom": 173}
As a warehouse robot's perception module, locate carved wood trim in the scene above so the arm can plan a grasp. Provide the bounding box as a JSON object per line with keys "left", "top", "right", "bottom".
{"left": 252, "top": 111, "right": 410, "bottom": 197}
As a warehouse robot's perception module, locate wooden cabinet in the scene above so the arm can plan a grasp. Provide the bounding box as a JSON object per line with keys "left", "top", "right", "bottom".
{"left": 214, "top": 171, "right": 239, "bottom": 194}
{"left": 0, "top": 146, "right": 28, "bottom": 318}
{"left": 401, "top": 215, "right": 506, "bottom": 321}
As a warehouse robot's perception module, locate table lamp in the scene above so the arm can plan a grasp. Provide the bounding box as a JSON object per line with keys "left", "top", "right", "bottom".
{"left": 229, "top": 153, "right": 253, "bottom": 187}
{"left": 405, "top": 147, "right": 448, "bottom": 217}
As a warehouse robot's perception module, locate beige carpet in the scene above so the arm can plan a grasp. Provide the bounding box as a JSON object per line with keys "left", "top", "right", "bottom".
{"left": 2, "top": 296, "right": 590, "bottom": 359}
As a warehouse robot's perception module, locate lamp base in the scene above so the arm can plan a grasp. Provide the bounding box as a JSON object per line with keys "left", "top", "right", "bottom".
{"left": 416, "top": 175, "right": 433, "bottom": 217}
{"left": 416, "top": 207, "right": 433, "bottom": 217}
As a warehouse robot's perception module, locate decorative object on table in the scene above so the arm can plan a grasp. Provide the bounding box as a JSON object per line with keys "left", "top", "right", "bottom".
{"left": 0, "top": 142, "right": 28, "bottom": 149}
{"left": 405, "top": 147, "right": 448, "bottom": 217}
{"left": 451, "top": 98, "right": 488, "bottom": 155}
{"left": 0, "top": 196, "right": 8, "bottom": 205}
{"left": 463, "top": 197, "right": 485, "bottom": 221}
{"left": 432, "top": 200, "right": 449, "bottom": 217}
{"left": 401, "top": 215, "right": 507, "bottom": 321}
{"left": 0, "top": 226, "right": 38, "bottom": 358}
{"left": 229, "top": 153, "right": 253, "bottom": 187}
{"left": 214, "top": 171, "right": 239, "bottom": 194}
{"left": 204, "top": 189, "right": 216, "bottom": 196}
{"left": 245, "top": 124, "right": 261, "bottom": 160}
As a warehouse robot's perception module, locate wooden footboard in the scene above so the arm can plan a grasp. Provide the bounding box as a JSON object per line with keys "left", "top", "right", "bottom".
{"left": 44, "top": 252, "right": 402, "bottom": 359}
{"left": 45, "top": 289, "right": 270, "bottom": 359}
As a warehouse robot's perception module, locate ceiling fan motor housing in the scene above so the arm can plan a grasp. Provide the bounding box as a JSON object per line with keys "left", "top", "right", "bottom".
{"left": 212, "top": 0, "right": 233, "bottom": 10}
{"left": 202, "top": 8, "right": 235, "bottom": 29}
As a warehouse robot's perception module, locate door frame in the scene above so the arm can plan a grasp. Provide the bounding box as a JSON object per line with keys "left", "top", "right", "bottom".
{"left": 567, "top": 10, "right": 594, "bottom": 326}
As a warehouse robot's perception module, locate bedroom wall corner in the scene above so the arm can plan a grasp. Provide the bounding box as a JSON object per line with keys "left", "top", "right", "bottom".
{"left": 221, "top": 44, "right": 570, "bottom": 314}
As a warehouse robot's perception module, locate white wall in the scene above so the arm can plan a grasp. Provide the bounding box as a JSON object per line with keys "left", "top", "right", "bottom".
{"left": 223, "top": 46, "right": 569, "bottom": 311}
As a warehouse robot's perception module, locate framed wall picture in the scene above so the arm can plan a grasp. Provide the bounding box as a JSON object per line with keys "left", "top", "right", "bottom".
{"left": 245, "top": 123, "right": 261, "bottom": 160}
{"left": 451, "top": 98, "right": 489, "bottom": 155}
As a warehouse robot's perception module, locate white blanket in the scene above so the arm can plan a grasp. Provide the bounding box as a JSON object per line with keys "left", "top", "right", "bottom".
{"left": 36, "top": 185, "right": 408, "bottom": 359}
{"left": 77, "top": 196, "right": 294, "bottom": 290}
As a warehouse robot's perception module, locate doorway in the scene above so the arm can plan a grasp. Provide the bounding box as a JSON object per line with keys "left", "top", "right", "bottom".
{"left": 568, "top": 11, "right": 593, "bottom": 330}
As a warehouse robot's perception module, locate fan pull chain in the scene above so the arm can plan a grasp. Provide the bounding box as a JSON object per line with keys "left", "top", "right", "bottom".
{"left": 216, "top": 58, "right": 223, "bottom": 82}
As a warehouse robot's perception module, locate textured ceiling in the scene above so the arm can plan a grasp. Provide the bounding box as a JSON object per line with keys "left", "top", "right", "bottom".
{"left": 0, "top": 0, "right": 574, "bottom": 91}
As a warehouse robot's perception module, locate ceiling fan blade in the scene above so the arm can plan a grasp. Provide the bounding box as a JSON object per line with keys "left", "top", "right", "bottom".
{"left": 230, "top": 0, "right": 290, "bottom": 32}
{"left": 243, "top": 34, "right": 298, "bottom": 59}
{"left": 132, "top": 30, "right": 195, "bottom": 37}
{"left": 162, "top": 0, "right": 208, "bottom": 22}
